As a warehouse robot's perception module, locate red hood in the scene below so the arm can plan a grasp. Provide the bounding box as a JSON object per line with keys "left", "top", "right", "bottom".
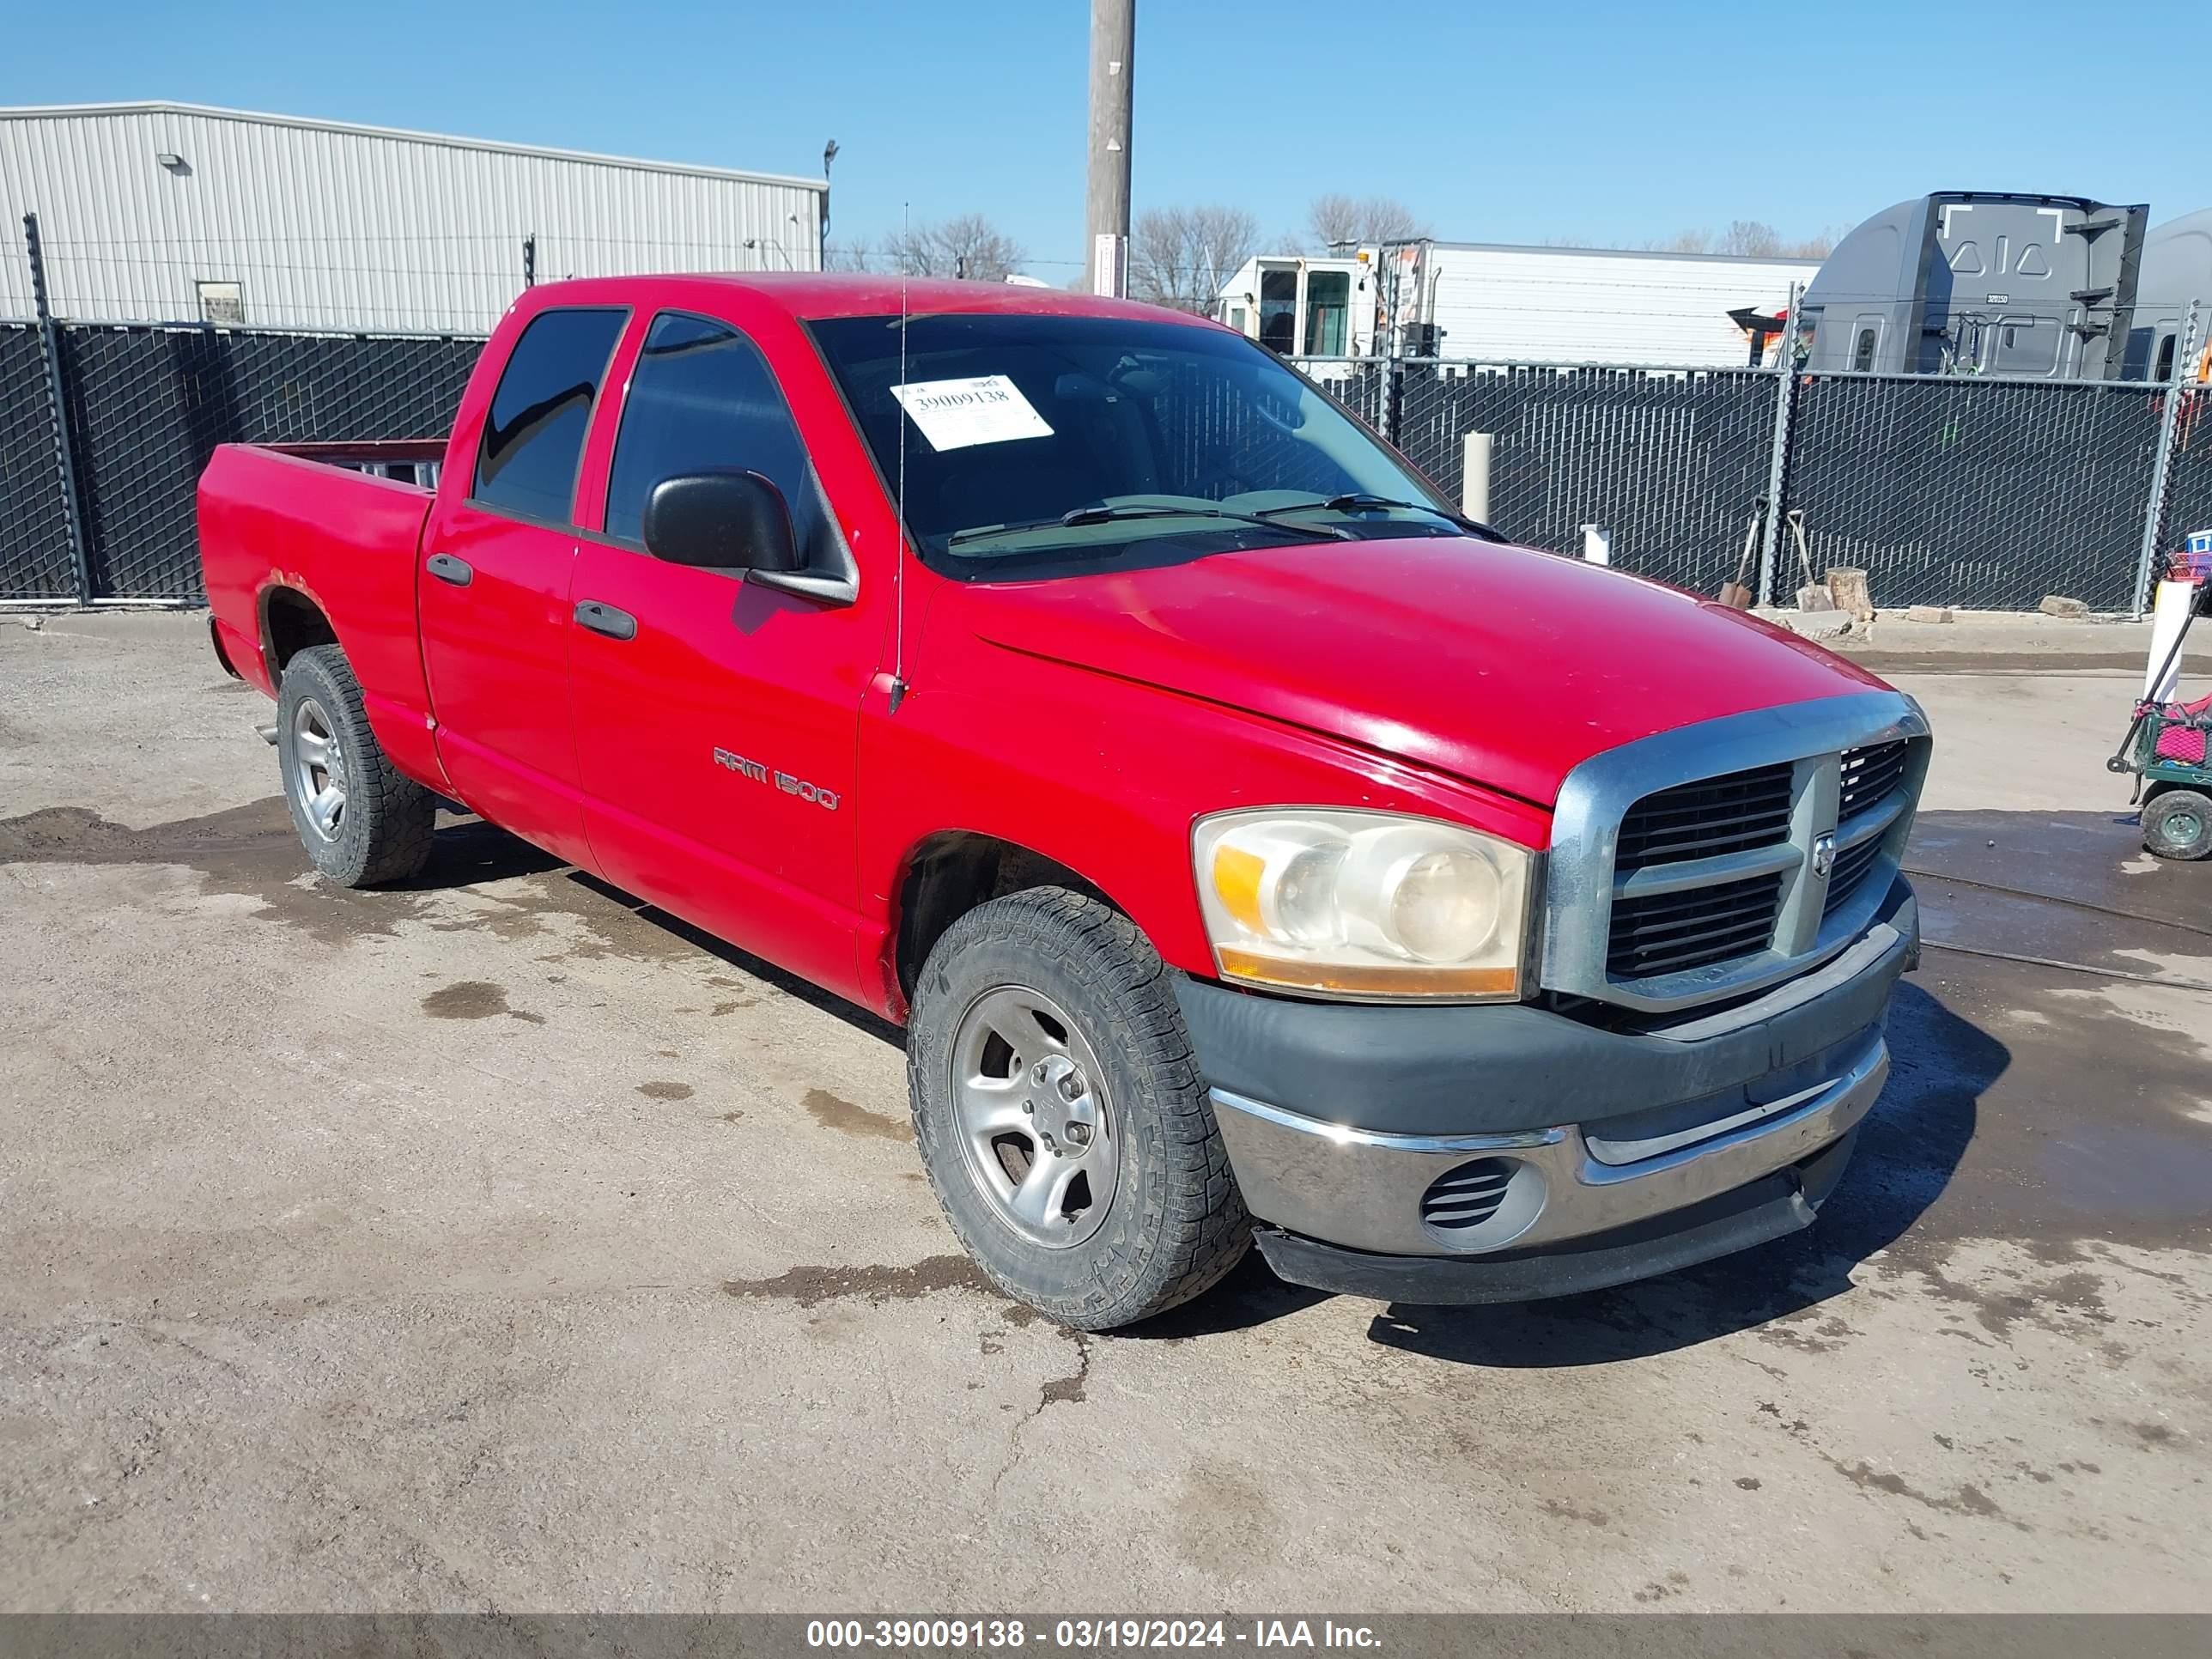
{"left": 949, "top": 537, "right": 1892, "bottom": 807}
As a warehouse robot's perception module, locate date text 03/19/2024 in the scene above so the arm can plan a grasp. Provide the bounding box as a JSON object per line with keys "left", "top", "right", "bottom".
{"left": 804, "top": 1621, "right": 1382, "bottom": 1650}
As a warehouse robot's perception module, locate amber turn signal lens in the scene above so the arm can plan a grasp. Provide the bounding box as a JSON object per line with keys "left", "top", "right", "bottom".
{"left": 1213, "top": 949, "right": 1518, "bottom": 1000}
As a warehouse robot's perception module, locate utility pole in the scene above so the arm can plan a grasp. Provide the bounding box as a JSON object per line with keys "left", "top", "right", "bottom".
{"left": 1085, "top": 0, "right": 1133, "bottom": 297}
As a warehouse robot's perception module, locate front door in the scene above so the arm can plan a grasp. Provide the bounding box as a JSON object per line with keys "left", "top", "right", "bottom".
{"left": 419, "top": 304, "right": 627, "bottom": 867}
{"left": 568, "top": 309, "right": 879, "bottom": 1001}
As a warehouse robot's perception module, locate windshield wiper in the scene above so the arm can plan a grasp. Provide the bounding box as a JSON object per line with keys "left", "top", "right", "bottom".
{"left": 949, "top": 501, "right": 1350, "bottom": 548}
{"left": 1253, "top": 493, "right": 1504, "bottom": 539}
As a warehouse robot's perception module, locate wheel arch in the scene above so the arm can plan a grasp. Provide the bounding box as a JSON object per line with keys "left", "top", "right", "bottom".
{"left": 891, "top": 830, "right": 1124, "bottom": 1011}
{"left": 259, "top": 583, "right": 340, "bottom": 677}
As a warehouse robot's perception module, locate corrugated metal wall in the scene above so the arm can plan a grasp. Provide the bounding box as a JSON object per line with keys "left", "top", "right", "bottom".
{"left": 1421, "top": 246, "right": 1820, "bottom": 367}
{"left": 0, "top": 104, "right": 825, "bottom": 333}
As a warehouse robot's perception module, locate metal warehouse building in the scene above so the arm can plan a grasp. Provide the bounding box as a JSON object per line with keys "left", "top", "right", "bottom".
{"left": 0, "top": 102, "right": 827, "bottom": 334}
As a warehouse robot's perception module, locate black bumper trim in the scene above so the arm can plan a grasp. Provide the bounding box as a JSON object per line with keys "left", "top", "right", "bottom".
{"left": 1254, "top": 1131, "right": 1856, "bottom": 1305}
{"left": 1176, "top": 878, "right": 1916, "bottom": 1139}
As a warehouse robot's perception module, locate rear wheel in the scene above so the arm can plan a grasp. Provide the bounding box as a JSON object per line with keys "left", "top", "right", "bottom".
{"left": 907, "top": 887, "right": 1250, "bottom": 1330}
{"left": 276, "top": 644, "right": 436, "bottom": 887}
{"left": 2144, "top": 788, "right": 2212, "bottom": 861}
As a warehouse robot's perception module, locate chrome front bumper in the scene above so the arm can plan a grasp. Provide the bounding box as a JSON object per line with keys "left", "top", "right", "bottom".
{"left": 1211, "top": 1031, "right": 1888, "bottom": 1259}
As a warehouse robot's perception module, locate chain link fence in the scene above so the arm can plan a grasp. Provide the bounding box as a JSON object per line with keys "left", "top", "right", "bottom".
{"left": 1, "top": 322, "right": 478, "bottom": 602}
{"left": 2150, "top": 388, "right": 2212, "bottom": 574}
{"left": 3, "top": 306, "right": 2208, "bottom": 609}
{"left": 1285, "top": 347, "right": 2209, "bottom": 611}
{"left": 1389, "top": 361, "right": 1777, "bottom": 592}
{"left": 0, "top": 325, "right": 77, "bottom": 599}
{"left": 1780, "top": 371, "right": 2172, "bottom": 611}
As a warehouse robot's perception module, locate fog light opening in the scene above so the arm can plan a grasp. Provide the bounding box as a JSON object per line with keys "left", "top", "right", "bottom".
{"left": 1419, "top": 1155, "right": 1547, "bottom": 1250}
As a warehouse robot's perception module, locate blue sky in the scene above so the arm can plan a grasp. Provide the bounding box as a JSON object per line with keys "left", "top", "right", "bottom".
{"left": 5, "top": 0, "right": 2203, "bottom": 276}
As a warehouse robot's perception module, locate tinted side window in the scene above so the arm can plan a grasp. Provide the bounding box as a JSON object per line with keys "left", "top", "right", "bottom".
{"left": 1852, "top": 327, "right": 1877, "bottom": 372}
{"left": 472, "top": 307, "right": 627, "bottom": 524}
{"left": 605, "top": 312, "right": 835, "bottom": 568}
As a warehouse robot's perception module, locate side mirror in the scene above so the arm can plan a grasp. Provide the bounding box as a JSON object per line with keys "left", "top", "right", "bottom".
{"left": 642, "top": 469, "right": 802, "bottom": 575}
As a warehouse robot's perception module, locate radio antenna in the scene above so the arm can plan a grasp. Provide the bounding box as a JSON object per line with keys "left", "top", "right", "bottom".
{"left": 888, "top": 203, "right": 912, "bottom": 714}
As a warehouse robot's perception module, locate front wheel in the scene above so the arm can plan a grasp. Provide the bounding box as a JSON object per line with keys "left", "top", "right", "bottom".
{"left": 907, "top": 887, "right": 1250, "bottom": 1330}
{"left": 2144, "top": 787, "right": 2212, "bottom": 861}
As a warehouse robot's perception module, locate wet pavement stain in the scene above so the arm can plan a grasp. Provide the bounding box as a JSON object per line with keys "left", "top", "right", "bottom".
{"left": 0, "top": 801, "right": 401, "bottom": 949}
{"left": 422, "top": 981, "right": 526, "bottom": 1021}
{"left": 636, "top": 1081, "right": 694, "bottom": 1101}
{"left": 1828, "top": 1460, "right": 2025, "bottom": 1531}
{"left": 1540, "top": 1498, "right": 1613, "bottom": 1527}
{"left": 1038, "top": 1331, "right": 1091, "bottom": 1407}
{"left": 720, "top": 1255, "right": 989, "bottom": 1309}
{"left": 804, "top": 1087, "right": 914, "bottom": 1144}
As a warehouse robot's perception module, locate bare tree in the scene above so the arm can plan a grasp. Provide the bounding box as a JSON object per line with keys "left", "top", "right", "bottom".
{"left": 1717, "top": 219, "right": 1785, "bottom": 258}
{"left": 1643, "top": 223, "right": 1834, "bottom": 258}
{"left": 823, "top": 235, "right": 876, "bottom": 273}
{"left": 1306, "top": 192, "right": 1430, "bottom": 251}
{"left": 1129, "top": 204, "right": 1261, "bottom": 313}
{"left": 883, "top": 214, "right": 1025, "bottom": 282}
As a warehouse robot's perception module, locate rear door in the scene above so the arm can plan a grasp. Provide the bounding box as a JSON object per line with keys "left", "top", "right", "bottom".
{"left": 419, "top": 306, "right": 627, "bottom": 866}
{"left": 1932, "top": 201, "right": 2080, "bottom": 378}
{"left": 567, "top": 309, "right": 877, "bottom": 1000}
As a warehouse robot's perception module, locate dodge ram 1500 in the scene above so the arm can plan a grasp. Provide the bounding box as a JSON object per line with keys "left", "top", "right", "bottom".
{"left": 198, "top": 275, "right": 1929, "bottom": 1329}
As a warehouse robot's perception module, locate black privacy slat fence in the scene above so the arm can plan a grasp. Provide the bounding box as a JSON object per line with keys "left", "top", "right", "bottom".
{"left": 0, "top": 325, "right": 77, "bottom": 600}
{"left": 2, "top": 321, "right": 478, "bottom": 602}
{"left": 1389, "top": 362, "right": 1778, "bottom": 594}
{"left": 1778, "top": 373, "right": 2172, "bottom": 612}
{"left": 0, "top": 314, "right": 2207, "bottom": 611}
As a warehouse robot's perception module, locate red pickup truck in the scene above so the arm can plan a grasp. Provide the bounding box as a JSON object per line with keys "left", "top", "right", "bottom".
{"left": 198, "top": 274, "right": 1929, "bottom": 1330}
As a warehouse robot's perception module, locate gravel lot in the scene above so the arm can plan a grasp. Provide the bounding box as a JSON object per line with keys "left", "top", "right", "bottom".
{"left": 2, "top": 611, "right": 2208, "bottom": 1613}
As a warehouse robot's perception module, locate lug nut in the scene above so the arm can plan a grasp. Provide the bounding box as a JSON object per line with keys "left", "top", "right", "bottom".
{"left": 1022, "top": 1101, "right": 1034, "bottom": 1115}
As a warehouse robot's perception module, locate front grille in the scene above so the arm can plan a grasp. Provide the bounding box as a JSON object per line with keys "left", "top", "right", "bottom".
{"left": 1615, "top": 762, "right": 1794, "bottom": 871}
{"left": 1838, "top": 740, "right": 1909, "bottom": 821}
{"left": 1607, "top": 872, "right": 1784, "bottom": 979}
{"left": 1822, "top": 834, "right": 1886, "bottom": 915}
{"left": 1419, "top": 1158, "right": 1516, "bottom": 1232}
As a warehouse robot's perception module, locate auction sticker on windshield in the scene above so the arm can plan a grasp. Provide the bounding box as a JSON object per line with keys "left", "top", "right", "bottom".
{"left": 891, "top": 375, "right": 1054, "bottom": 452}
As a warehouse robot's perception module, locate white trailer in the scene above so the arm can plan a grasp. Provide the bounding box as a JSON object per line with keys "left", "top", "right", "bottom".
{"left": 1218, "top": 240, "right": 1819, "bottom": 368}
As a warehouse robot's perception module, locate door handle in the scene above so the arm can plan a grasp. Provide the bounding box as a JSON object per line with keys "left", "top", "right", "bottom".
{"left": 574, "top": 599, "right": 638, "bottom": 641}
{"left": 425, "top": 553, "right": 473, "bottom": 587}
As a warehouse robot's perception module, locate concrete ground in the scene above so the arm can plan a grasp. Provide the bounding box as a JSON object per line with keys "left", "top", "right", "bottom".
{"left": 2, "top": 611, "right": 2208, "bottom": 1613}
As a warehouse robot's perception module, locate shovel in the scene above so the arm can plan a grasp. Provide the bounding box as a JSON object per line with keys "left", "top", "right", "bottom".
{"left": 1789, "top": 508, "right": 1836, "bottom": 612}
{"left": 1718, "top": 498, "right": 1763, "bottom": 610}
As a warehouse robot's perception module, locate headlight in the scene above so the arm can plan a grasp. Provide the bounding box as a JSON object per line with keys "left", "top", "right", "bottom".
{"left": 1194, "top": 809, "right": 1535, "bottom": 1000}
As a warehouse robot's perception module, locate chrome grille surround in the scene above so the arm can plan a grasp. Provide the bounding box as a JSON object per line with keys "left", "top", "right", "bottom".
{"left": 1542, "top": 691, "right": 1930, "bottom": 1015}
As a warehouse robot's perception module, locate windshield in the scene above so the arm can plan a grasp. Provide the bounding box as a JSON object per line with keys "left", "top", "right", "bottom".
{"left": 806, "top": 312, "right": 1467, "bottom": 574}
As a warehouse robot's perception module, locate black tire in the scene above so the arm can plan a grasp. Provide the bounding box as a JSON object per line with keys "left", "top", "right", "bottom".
{"left": 2144, "top": 788, "right": 2212, "bottom": 861}
{"left": 908, "top": 886, "right": 1250, "bottom": 1330}
{"left": 275, "top": 644, "right": 436, "bottom": 887}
